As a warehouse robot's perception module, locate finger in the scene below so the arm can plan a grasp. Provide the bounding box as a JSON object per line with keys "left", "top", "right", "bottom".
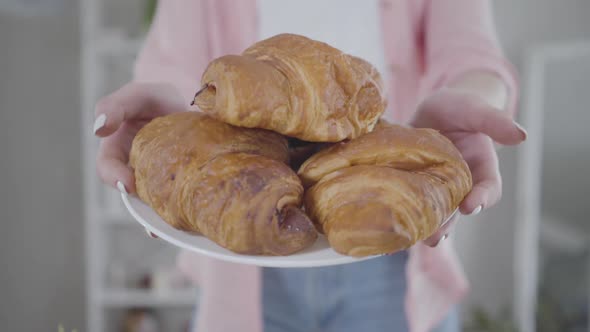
{"left": 462, "top": 107, "right": 526, "bottom": 145}
{"left": 415, "top": 92, "right": 527, "bottom": 145}
{"left": 94, "top": 82, "right": 184, "bottom": 137}
{"left": 459, "top": 136, "right": 502, "bottom": 213}
{"left": 460, "top": 182, "right": 494, "bottom": 215}
{"left": 145, "top": 228, "right": 159, "bottom": 239}
{"left": 423, "top": 213, "right": 460, "bottom": 247}
{"left": 96, "top": 156, "right": 136, "bottom": 193}
{"left": 95, "top": 122, "right": 137, "bottom": 190}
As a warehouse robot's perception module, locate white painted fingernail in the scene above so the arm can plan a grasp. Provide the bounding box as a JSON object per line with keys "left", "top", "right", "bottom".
{"left": 467, "top": 205, "right": 482, "bottom": 216}
{"left": 93, "top": 114, "right": 107, "bottom": 134}
{"left": 435, "top": 234, "right": 449, "bottom": 247}
{"left": 145, "top": 228, "right": 158, "bottom": 239}
{"left": 116, "top": 181, "right": 128, "bottom": 194}
{"left": 513, "top": 121, "right": 528, "bottom": 140}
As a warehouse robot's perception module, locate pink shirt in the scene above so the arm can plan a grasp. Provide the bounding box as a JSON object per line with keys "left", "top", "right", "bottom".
{"left": 133, "top": 1, "right": 519, "bottom": 331}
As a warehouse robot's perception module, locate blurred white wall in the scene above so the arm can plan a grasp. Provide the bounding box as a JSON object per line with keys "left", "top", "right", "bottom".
{"left": 0, "top": 0, "right": 589, "bottom": 331}
{"left": 0, "top": 1, "right": 84, "bottom": 331}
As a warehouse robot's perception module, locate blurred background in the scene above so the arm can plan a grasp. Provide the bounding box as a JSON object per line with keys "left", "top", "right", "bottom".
{"left": 1, "top": 0, "right": 589, "bottom": 331}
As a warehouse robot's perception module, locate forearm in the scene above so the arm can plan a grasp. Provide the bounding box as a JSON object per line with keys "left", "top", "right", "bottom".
{"left": 423, "top": 0, "right": 518, "bottom": 115}
{"left": 446, "top": 71, "right": 509, "bottom": 111}
{"left": 133, "top": 49, "right": 197, "bottom": 102}
{"left": 132, "top": 0, "right": 258, "bottom": 102}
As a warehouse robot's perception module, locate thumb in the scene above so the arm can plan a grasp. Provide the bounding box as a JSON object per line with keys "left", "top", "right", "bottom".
{"left": 93, "top": 82, "right": 185, "bottom": 137}
{"left": 457, "top": 106, "right": 527, "bottom": 146}
{"left": 414, "top": 91, "right": 527, "bottom": 146}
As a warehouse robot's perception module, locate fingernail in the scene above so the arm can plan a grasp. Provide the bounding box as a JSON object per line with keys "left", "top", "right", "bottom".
{"left": 434, "top": 234, "right": 449, "bottom": 247}
{"left": 513, "top": 121, "right": 528, "bottom": 141}
{"left": 93, "top": 114, "right": 107, "bottom": 134}
{"left": 145, "top": 228, "right": 158, "bottom": 239}
{"left": 116, "top": 181, "right": 128, "bottom": 195}
{"left": 467, "top": 205, "right": 483, "bottom": 216}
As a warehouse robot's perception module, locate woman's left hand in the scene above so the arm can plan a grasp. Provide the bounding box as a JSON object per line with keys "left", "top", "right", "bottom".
{"left": 411, "top": 88, "right": 528, "bottom": 247}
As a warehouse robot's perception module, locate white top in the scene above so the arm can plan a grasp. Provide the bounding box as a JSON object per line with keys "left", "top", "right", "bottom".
{"left": 258, "top": 0, "right": 387, "bottom": 81}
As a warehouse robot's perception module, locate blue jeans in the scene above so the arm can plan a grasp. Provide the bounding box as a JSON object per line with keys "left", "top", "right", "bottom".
{"left": 262, "top": 252, "right": 459, "bottom": 332}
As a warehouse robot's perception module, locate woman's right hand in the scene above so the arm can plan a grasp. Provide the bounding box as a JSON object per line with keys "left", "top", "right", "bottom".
{"left": 94, "top": 82, "right": 186, "bottom": 194}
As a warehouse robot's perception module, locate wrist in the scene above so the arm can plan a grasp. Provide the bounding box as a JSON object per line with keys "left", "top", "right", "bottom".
{"left": 445, "top": 70, "right": 509, "bottom": 111}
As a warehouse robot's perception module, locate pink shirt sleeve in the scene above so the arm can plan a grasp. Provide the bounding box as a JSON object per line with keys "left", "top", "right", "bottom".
{"left": 421, "top": 0, "right": 519, "bottom": 115}
{"left": 132, "top": 0, "right": 258, "bottom": 102}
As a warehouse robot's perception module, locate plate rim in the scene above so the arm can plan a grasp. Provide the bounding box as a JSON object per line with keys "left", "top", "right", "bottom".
{"left": 120, "top": 192, "right": 378, "bottom": 268}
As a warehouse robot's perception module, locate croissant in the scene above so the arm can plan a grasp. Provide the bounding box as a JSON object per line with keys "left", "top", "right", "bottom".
{"left": 192, "top": 33, "right": 386, "bottom": 142}
{"left": 298, "top": 122, "right": 472, "bottom": 257}
{"left": 130, "top": 112, "right": 317, "bottom": 255}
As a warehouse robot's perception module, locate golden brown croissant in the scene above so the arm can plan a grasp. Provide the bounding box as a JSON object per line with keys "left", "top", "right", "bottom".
{"left": 193, "top": 33, "right": 386, "bottom": 142}
{"left": 298, "top": 122, "right": 472, "bottom": 257}
{"left": 130, "top": 112, "right": 317, "bottom": 255}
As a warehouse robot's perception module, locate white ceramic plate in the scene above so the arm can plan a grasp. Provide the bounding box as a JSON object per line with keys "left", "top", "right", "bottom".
{"left": 120, "top": 192, "right": 379, "bottom": 268}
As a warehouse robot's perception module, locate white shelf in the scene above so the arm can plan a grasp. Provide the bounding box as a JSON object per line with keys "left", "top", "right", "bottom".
{"left": 515, "top": 41, "right": 590, "bottom": 332}
{"left": 100, "top": 289, "right": 199, "bottom": 308}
